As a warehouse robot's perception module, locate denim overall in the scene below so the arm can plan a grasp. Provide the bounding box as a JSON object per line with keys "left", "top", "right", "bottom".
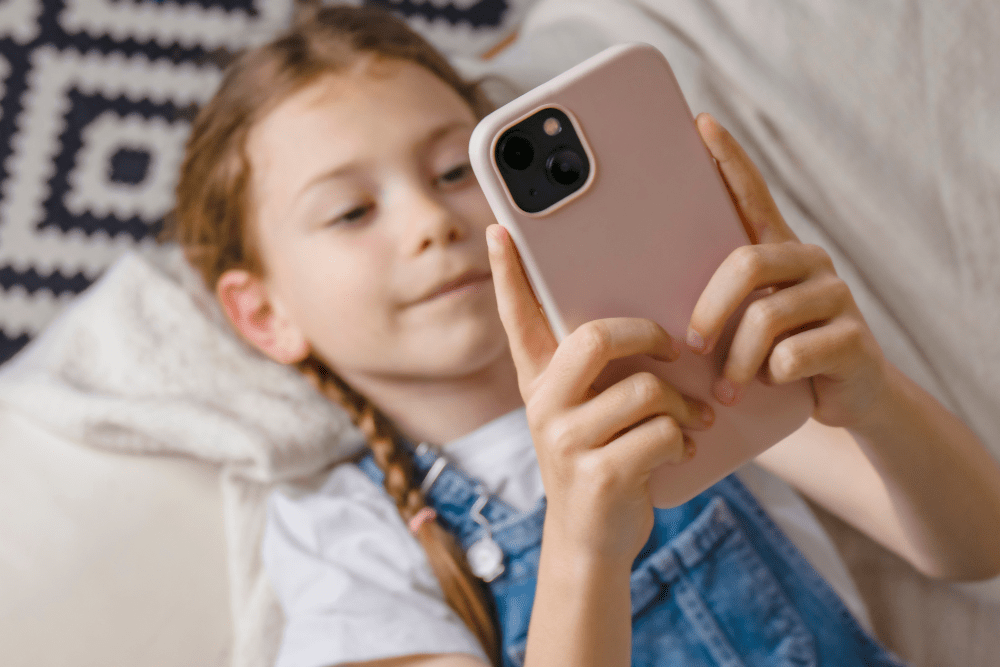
{"left": 357, "top": 443, "right": 909, "bottom": 667}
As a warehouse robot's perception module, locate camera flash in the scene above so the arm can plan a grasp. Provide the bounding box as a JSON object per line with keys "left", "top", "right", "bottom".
{"left": 543, "top": 117, "right": 562, "bottom": 136}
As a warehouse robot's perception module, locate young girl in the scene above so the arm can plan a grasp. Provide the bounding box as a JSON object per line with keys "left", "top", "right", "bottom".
{"left": 165, "top": 4, "right": 1000, "bottom": 667}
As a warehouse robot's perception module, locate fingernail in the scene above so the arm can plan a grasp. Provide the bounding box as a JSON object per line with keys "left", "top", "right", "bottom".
{"left": 714, "top": 378, "right": 743, "bottom": 406}
{"left": 668, "top": 337, "right": 683, "bottom": 361}
{"left": 486, "top": 227, "right": 499, "bottom": 253}
{"left": 687, "top": 328, "right": 706, "bottom": 353}
{"left": 698, "top": 402, "right": 715, "bottom": 427}
{"left": 686, "top": 400, "right": 713, "bottom": 428}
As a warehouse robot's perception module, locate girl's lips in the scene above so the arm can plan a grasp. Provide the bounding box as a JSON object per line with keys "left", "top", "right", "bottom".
{"left": 420, "top": 269, "right": 492, "bottom": 302}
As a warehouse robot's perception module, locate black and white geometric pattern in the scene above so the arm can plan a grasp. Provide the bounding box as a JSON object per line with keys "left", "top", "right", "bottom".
{"left": 0, "top": 0, "right": 529, "bottom": 365}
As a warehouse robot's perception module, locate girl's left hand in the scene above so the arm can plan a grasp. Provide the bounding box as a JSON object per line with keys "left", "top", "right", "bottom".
{"left": 689, "top": 114, "right": 889, "bottom": 430}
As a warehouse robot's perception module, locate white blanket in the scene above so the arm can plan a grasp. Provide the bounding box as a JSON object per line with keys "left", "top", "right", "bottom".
{"left": 0, "top": 247, "right": 369, "bottom": 667}
{"left": 2, "top": 1, "right": 998, "bottom": 665}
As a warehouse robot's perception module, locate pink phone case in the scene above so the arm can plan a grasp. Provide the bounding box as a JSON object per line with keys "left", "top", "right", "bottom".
{"left": 469, "top": 42, "right": 813, "bottom": 508}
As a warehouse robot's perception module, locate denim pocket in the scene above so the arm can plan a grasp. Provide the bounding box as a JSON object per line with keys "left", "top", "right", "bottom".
{"left": 629, "top": 496, "right": 817, "bottom": 666}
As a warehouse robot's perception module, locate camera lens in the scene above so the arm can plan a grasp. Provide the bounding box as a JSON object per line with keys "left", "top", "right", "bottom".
{"left": 499, "top": 134, "right": 534, "bottom": 170}
{"left": 546, "top": 149, "right": 584, "bottom": 186}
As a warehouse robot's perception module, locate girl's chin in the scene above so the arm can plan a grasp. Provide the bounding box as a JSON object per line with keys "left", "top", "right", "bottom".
{"left": 420, "top": 329, "right": 508, "bottom": 365}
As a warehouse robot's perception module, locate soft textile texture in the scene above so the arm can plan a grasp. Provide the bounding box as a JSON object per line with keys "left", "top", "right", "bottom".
{"left": 0, "top": 247, "right": 367, "bottom": 483}
{"left": 0, "top": 246, "right": 368, "bottom": 667}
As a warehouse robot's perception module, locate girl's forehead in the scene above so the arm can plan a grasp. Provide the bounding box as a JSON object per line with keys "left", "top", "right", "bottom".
{"left": 249, "top": 60, "right": 473, "bottom": 160}
{"left": 297, "top": 56, "right": 397, "bottom": 109}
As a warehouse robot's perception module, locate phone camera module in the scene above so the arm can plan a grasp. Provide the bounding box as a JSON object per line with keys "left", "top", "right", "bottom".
{"left": 499, "top": 134, "right": 534, "bottom": 170}
{"left": 494, "top": 107, "right": 590, "bottom": 213}
{"left": 546, "top": 149, "right": 584, "bottom": 186}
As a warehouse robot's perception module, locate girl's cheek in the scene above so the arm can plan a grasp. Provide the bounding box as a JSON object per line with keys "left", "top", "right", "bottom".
{"left": 460, "top": 197, "right": 499, "bottom": 229}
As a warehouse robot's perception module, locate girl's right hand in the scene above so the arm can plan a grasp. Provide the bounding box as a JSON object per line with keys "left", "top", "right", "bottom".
{"left": 486, "top": 224, "right": 714, "bottom": 563}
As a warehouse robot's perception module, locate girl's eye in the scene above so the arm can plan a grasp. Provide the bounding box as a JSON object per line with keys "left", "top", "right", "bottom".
{"left": 329, "top": 203, "right": 373, "bottom": 227}
{"left": 343, "top": 205, "right": 369, "bottom": 221}
{"left": 438, "top": 163, "right": 473, "bottom": 185}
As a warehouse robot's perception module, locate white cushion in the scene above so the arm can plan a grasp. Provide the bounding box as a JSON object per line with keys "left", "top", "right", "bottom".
{"left": 0, "top": 404, "right": 231, "bottom": 667}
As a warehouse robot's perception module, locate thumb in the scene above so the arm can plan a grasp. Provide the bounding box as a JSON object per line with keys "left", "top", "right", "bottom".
{"left": 696, "top": 113, "right": 799, "bottom": 245}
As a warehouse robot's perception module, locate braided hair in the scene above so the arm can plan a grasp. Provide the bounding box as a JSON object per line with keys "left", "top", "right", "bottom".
{"left": 163, "top": 4, "right": 501, "bottom": 663}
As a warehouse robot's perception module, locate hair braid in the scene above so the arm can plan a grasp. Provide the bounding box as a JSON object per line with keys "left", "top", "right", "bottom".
{"left": 165, "top": 5, "right": 506, "bottom": 663}
{"left": 296, "top": 356, "right": 502, "bottom": 667}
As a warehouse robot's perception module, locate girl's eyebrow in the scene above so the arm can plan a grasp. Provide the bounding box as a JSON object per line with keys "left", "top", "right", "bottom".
{"left": 296, "top": 119, "right": 473, "bottom": 198}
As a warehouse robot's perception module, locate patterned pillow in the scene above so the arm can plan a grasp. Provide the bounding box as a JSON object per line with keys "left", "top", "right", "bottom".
{"left": 0, "top": 0, "right": 533, "bottom": 365}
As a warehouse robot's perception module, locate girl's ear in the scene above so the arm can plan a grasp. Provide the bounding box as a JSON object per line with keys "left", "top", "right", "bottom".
{"left": 216, "top": 269, "right": 311, "bottom": 365}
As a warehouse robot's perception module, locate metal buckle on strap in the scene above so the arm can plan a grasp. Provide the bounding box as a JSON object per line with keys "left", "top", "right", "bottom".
{"left": 412, "top": 444, "right": 506, "bottom": 582}
{"left": 420, "top": 457, "right": 447, "bottom": 495}
{"left": 466, "top": 485, "right": 506, "bottom": 582}
{"left": 414, "top": 441, "right": 448, "bottom": 496}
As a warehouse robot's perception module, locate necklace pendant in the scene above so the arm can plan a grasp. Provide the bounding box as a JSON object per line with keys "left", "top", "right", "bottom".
{"left": 466, "top": 535, "right": 505, "bottom": 582}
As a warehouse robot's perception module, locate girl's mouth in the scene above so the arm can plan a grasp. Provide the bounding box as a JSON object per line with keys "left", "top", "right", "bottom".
{"left": 420, "top": 270, "right": 492, "bottom": 302}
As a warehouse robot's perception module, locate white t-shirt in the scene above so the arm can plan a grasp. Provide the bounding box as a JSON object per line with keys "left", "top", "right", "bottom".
{"left": 263, "top": 407, "right": 872, "bottom": 667}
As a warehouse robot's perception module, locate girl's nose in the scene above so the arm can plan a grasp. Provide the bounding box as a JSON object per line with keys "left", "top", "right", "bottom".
{"left": 407, "top": 187, "right": 466, "bottom": 252}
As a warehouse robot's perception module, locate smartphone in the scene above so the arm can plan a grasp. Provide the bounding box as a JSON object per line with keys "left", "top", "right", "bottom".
{"left": 469, "top": 42, "right": 814, "bottom": 508}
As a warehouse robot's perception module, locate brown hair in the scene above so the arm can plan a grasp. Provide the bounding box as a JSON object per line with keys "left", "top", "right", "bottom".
{"left": 162, "top": 3, "right": 501, "bottom": 664}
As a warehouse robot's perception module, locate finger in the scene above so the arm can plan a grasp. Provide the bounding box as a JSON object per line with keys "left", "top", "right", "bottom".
{"left": 688, "top": 242, "right": 831, "bottom": 355}
{"left": 562, "top": 372, "right": 713, "bottom": 455}
{"left": 599, "top": 414, "right": 695, "bottom": 485}
{"left": 486, "top": 224, "right": 558, "bottom": 395}
{"left": 714, "top": 274, "right": 851, "bottom": 404}
{"left": 545, "top": 317, "right": 681, "bottom": 410}
{"left": 695, "top": 113, "right": 799, "bottom": 246}
{"left": 766, "top": 315, "right": 870, "bottom": 385}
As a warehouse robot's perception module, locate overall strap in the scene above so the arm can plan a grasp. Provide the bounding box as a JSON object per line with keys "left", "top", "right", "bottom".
{"left": 354, "top": 441, "right": 523, "bottom": 550}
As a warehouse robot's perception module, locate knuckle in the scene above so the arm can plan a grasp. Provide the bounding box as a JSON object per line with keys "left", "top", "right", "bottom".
{"left": 730, "top": 245, "right": 764, "bottom": 279}
{"left": 827, "top": 276, "right": 853, "bottom": 307}
{"left": 577, "top": 321, "right": 613, "bottom": 361}
{"left": 546, "top": 417, "right": 579, "bottom": 456}
{"left": 643, "top": 317, "right": 669, "bottom": 342}
{"left": 631, "top": 372, "right": 663, "bottom": 407}
{"left": 653, "top": 414, "right": 682, "bottom": 442}
{"left": 745, "top": 297, "right": 778, "bottom": 331}
{"left": 770, "top": 341, "right": 803, "bottom": 381}
{"left": 652, "top": 416, "right": 686, "bottom": 460}
{"left": 804, "top": 243, "right": 835, "bottom": 271}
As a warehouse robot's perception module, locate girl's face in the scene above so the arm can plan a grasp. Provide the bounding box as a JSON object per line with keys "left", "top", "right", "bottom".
{"left": 236, "top": 58, "right": 508, "bottom": 387}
